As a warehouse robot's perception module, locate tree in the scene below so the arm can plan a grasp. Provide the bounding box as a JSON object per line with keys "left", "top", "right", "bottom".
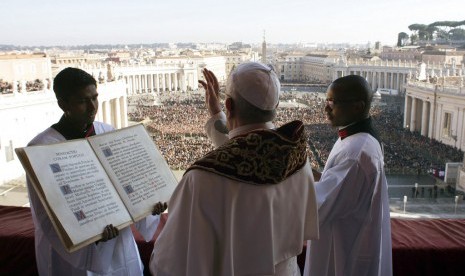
{"left": 397, "top": 32, "right": 409, "bottom": 46}
{"left": 408, "top": 24, "right": 428, "bottom": 40}
{"left": 429, "top": 20, "right": 465, "bottom": 41}
{"left": 409, "top": 34, "right": 418, "bottom": 45}
{"left": 449, "top": 28, "right": 465, "bottom": 40}
{"left": 425, "top": 25, "right": 438, "bottom": 41}
{"left": 404, "top": 20, "right": 465, "bottom": 44}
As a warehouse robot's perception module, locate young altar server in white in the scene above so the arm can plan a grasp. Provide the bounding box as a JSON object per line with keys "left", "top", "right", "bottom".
{"left": 26, "top": 67, "right": 166, "bottom": 275}
{"left": 304, "top": 75, "right": 392, "bottom": 276}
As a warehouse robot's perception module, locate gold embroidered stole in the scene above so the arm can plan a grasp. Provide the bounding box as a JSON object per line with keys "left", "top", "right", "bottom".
{"left": 186, "top": 120, "right": 307, "bottom": 185}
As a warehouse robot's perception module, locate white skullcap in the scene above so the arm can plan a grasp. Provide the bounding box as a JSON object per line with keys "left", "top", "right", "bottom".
{"left": 226, "top": 62, "right": 281, "bottom": 110}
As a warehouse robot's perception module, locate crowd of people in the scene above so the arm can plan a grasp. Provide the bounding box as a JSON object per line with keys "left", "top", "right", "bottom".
{"left": 128, "top": 92, "right": 464, "bottom": 174}
{"left": 129, "top": 95, "right": 215, "bottom": 170}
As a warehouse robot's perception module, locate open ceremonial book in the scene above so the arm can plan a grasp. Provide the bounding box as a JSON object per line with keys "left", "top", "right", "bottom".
{"left": 15, "top": 124, "right": 177, "bottom": 253}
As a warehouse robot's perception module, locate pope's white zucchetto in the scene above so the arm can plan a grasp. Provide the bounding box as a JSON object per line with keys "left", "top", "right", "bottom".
{"left": 226, "top": 62, "right": 281, "bottom": 111}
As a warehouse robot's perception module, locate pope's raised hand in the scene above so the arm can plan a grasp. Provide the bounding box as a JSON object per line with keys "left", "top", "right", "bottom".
{"left": 198, "top": 68, "right": 221, "bottom": 116}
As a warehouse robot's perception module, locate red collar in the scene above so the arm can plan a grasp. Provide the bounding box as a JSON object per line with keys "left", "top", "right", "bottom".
{"left": 338, "top": 129, "right": 349, "bottom": 139}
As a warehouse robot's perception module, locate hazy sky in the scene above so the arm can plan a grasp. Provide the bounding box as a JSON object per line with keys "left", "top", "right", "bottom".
{"left": 1, "top": 0, "right": 464, "bottom": 46}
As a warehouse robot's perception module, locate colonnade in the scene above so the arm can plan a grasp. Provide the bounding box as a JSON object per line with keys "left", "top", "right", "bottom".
{"left": 403, "top": 82, "right": 465, "bottom": 150}
{"left": 123, "top": 71, "right": 194, "bottom": 95}
{"left": 95, "top": 96, "right": 128, "bottom": 129}
{"left": 404, "top": 95, "right": 434, "bottom": 137}
{"left": 333, "top": 69, "right": 409, "bottom": 92}
{"left": 120, "top": 66, "right": 198, "bottom": 95}
{"left": 84, "top": 64, "right": 199, "bottom": 96}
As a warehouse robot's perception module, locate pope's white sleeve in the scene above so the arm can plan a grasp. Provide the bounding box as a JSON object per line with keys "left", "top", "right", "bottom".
{"left": 204, "top": 111, "right": 229, "bottom": 148}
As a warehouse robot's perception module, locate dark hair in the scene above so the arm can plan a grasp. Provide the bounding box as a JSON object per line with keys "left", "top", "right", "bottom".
{"left": 53, "top": 67, "right": 97, "bottom": 101}
{"left": 331, "top": 75, "right": 372, "bottom": 116}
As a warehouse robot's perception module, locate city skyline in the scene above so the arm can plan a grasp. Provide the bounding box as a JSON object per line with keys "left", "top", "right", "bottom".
{"left": 1, "top": 0, "right": 464, "bottom": 47}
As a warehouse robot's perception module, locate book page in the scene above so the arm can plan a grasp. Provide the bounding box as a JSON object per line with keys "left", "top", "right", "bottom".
{"left": 22, "top": 140, "right": 132, "bottom": 246}
{"left": 88, "top": 124, "right": 177, "bottom": 221}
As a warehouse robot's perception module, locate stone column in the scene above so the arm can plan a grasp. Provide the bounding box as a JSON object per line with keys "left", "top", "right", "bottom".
{"left": 142, "top": 74, "right": 146, "bottom": 93}
{"left": 120, "top": 96, "right": 128, "bottom": 128}
{"left": 168, "top": 73, "right": 172, "bottom": 92}
{"left": 146, "top": 74, "right": 151, "bottom": 93}
{"left": 371, "top": 71, "right": 376, "bottom": 90}
{"left": 156, "top": 74, "right": 160, "bottom": 93}
{"left": 428, "top": 101, "right": 435, "bottom": 138}
{"left": 396, "top": 73, "right": 401, "bottom": 90}
{"left": 390, "top": 73, "right": 394, "bottom": 89}
{"left": 181, "top": 71, "right": 187, "bottom": 92}
{"left": 124, "top": 76, "right": 129, "bottom": 94}
{"left": 134, "top": 75, "right": 139, "bottom": 94}
{"left": 410, "top": 97, "right": 417, "bottom": 132}
{"left": 377, "top": 72, "right": 382, "bottom": 89}
{"left": 436, "top": 104, "right": 443, "bottom": 139}
{"left": 384, "top": 72, "right": 388, "bottom": 89}
{"left": 421, "top": 100, "right": 429, "bottom": 136}
{"left": 457, "top": 107, "right": 464, "bottom": 149}
{"left": 174, "top": 73, "right": 178, "bottom": 92}
{"left": 152, "top": 74, "right": 156, "bottom": 93}
{"left": 131, "top": 75, "right": 135, "bottom": 94}
{"left": 103, "top": 100, "right": 111, "bottom": 125}
{"left": 113, "top": 98, "right": 121, "bottom": 129}
{"left": 130, "top": 75, "right": 134, "bottom": 95}
{"left": 162, "top": 73, "right": 166, "bottom": 92}
{"left": 147, "top": 74, "right": 151, "bottom": 93}
{"left": 133, "top": 75, "right": 138, "bottom": 94}
{"left": 404, "top": 96, "right": 411, "bottom": 128}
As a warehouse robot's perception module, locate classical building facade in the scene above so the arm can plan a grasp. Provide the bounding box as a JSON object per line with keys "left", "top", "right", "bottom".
{"left": 224, "top": 53, "right": 250, "bottom": 76}
{"left": 332, "top": 58, "right": 417, "bottom": 92}
{"left": 83, "top": 55, "right": 229, "bottom": 96}
{"left": 380, "top": 46, "right": 422, "bottom": 61}
{"left": 109, "top": 63, "right": 197, "bottom": 95}
{"left": 274, "top": 54, "right": 305, "bottom": 82}
{"left": 404, "top": 77, "right": 465, "bottom": 150}
{"left": 301, "top": 54, "right": 337, "bottom": 84}
{"left": 0, "top": 53, "right": 52, "bottom": 92}
{"left": 1, "top": 79, "right": 128, "bottom": 185}
{"left": 192, "top": 55, "right": 227, "bottom": 83}
{"left": 422, "top": 50, "right": 465, "bottom": 66}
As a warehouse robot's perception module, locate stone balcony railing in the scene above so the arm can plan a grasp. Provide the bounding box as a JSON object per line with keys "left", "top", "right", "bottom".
{"left": 406, "top": 80, "right": 465, "bottom": 95}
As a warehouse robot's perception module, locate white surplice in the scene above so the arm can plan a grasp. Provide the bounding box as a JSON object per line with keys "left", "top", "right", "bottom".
{"left": 27, "top": 121, "right": 160, "bottom": 276}
{"left": 304, "top": 132, "right": 392, "bottom": 276}
{"left": 150, "top": 112, "right": 319, "bottom": 276}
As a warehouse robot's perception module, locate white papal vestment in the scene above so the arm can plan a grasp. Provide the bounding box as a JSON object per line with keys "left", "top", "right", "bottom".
{"left": 150, "top": 115, "right": 319, "bottom": 275}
